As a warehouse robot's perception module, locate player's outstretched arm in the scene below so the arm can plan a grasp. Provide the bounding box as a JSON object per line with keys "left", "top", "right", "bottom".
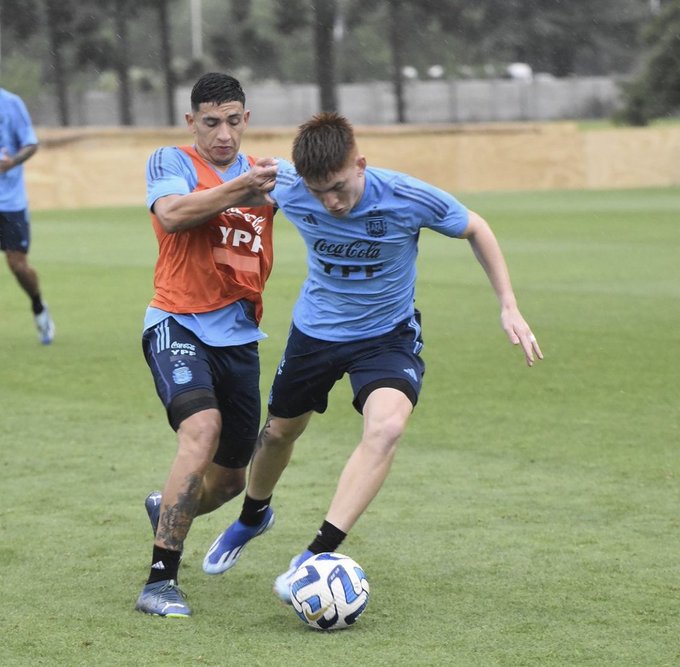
{"left": 153, "top": 157, "right": 278, "bottom": 233}
{"left": 460, "top": 210, "right": 544, "bottom": 367}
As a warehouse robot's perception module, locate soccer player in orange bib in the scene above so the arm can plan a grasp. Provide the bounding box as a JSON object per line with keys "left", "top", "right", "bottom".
{"left": 135, "top": 73, "right": 277, "bottom": 617}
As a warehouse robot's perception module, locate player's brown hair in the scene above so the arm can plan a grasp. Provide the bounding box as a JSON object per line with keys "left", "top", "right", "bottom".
{"left": 292, "top": 112, "right": 357, "bottom": 182}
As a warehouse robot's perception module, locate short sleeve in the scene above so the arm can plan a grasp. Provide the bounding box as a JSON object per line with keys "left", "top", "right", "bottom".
{"left": 146, "top": 147, "right": 195, "bottom": 211}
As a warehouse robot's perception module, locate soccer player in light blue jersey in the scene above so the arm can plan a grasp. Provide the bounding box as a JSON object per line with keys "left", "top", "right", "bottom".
{"left": 203, "top": 113, "right": 543, "bottom": 603}
{"left": 0, "top": 88, "right": 54, "bottom": 344}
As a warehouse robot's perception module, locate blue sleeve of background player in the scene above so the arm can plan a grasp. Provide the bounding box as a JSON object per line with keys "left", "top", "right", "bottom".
{"left": 13, "top": 97, "right": 39, "bottom": 148}
{"left": 145, "top": 147, "right": 197, "bottom": 211}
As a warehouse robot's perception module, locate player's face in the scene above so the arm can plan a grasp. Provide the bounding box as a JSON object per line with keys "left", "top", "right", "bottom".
{"left": 186, "top": 101, "right": 250, "bottom": 168}
{"left": 303, "top": 155, "right": 367, "bottom": 217}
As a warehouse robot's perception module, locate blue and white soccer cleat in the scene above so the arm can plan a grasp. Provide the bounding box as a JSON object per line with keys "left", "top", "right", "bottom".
{"left": 144, "top": 491, "right": 162, "bottom": 536}
{"left": 202, "top": 506, "right": 275, "bottom": 575}
{"left": 34, "top": 306, "right": 55, "bottom": 345}
{"left": 135, "top": 579, "right": 191, "bottom": 617}
{"left": 273, "top": 550, "right": 314, "bottom": 604}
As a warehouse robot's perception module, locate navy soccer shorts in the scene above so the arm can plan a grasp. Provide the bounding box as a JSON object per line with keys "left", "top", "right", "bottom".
{"left": 0, "top": 210, "right": 30, "bottom": 252}
{"left": 268, "top": 311, "right": 426, "bottom": 418}
{"left": 142, "top": 317, "right": 261, "bottom": 468}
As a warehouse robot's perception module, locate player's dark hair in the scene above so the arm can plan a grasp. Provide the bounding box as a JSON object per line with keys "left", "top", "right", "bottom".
{"left": 190, "top": 72, "right": 245, "bottom": 110}
{"left": 293, "top": 112, "right": 357, "bottom": 182}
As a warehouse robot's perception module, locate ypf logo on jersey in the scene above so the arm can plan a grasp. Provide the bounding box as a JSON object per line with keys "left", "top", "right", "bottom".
{"left": 219, "top": 209, "right": 268, "bottom": 254}
{"left": 219, "top": 224, "right": 263, "bottom": 253}
{"left": 365, "top": 212, "right": 386, "bottom": 237}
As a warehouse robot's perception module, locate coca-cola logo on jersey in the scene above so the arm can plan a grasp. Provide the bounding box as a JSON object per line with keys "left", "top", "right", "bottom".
{"left": 312, "top": 239, "right": 381, "bottom": 259}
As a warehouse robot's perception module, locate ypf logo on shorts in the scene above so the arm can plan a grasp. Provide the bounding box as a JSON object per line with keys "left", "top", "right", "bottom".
{"left": 171, "top": 341, "right": 197, "bottom": 356}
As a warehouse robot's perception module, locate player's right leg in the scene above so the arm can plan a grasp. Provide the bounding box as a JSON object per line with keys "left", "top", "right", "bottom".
{"left": 136, "top": 407, "right": 221, "bottom": 617}
{"left": 1, "top": 210, "right": 54, "bottom": 344}
{"left": 325, "top": 387, "right": 413, "bottom": 532}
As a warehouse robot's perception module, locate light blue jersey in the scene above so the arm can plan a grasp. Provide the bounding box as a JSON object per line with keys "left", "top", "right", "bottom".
{"left": 146, "top": 147, "right": 251, "bottom": 211}
{"left": 270, "top": 159, "right": 469, "bottom": 342}
{"left": 143, "top": 147, "right": 265, "bottom": 347}
{"left": 0, "top": 89, "right": 39, "bottom": 211}
{"left": 143, "top": 304, "right": 266, "bottom": 348}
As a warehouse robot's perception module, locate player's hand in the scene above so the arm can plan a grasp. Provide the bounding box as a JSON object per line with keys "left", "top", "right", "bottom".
{"left": 248, "top": 157, "right": 278, "bottom": 193}
{"left": 500, "top": 306, "right": 544, "bottom": 367}
{"left": 0, "top": 148, "right": 14, "bottom": 174}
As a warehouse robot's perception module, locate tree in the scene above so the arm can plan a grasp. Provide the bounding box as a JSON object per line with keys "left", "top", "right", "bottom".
{"left": 72, "top": 0, "right": 139, "bottom": 126}
{"left": 0, "top": 0, "right": 40, "bottom": 42}
{"left": 0, "top": 0, "right": 42, "bottom": 98}
{"left": 208, "top": 0, "right": 283, "bottom": 80}
{"left": 345, "top": 0, "right": 468, "bottom": 122}
{"left": 44, "top": 0, "right": 76, "bottom": 126}
{"left": 619, "top": 0, "right": 680, "bottom": 125}
{"left": 268, "top": 0, "right": 338, "bottom": 111}
{"left": 151, "top": 0, "right": 177, "bottom": 125}
{"left": 313, "top": 0, "right": 338, "bottom": 112}
{"left": 0, "top": 0, "right": 663, "bottom": 128}
{"left": 459, "top": 0, "right": 648, "bottom": 77}
{"left": 112, "top": 0, "right": 134, "bottom": 126}
{"left": 385, "top": 0, "right": 406, "bottom": 122}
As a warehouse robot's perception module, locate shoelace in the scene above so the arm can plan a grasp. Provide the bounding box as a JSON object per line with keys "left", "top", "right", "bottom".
{"left": 158, "top": 580, "right": 187, "bottom": 600}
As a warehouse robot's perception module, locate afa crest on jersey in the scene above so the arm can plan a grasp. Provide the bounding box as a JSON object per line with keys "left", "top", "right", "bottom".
{"left": 365, "top": 213, "right": 386, "bottom": 237}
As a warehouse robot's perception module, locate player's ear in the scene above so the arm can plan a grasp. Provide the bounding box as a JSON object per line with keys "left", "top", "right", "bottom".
{"left": 356, "top": 155, "right": 367, "bottom": 173}
{"left": 185, "top": 112, "right": 195, "bottom": 131}
{"left": 243, "top": 109, "right": 251, "bottom": 126}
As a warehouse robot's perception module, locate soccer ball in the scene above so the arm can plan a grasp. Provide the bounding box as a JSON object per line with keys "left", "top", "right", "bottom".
{"left": 289, "top": 552, "right": 370, "bottom": 630}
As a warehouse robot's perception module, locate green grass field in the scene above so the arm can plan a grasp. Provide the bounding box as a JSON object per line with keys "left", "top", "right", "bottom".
{"left": 1, "top": 187, "right": 678, "bottom": 666}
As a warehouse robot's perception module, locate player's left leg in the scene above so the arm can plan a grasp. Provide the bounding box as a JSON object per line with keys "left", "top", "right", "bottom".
{"left": 155, "top": 407, "right": 222, "bottom": 552}
{"left": 5, "top": 249, "right": 40, "bottom": 296}
{"left": 326, "top": 387, "right": 413, "bottom": 532}
{"left": 5, "top": 247, "right": 54, "bottom": 344}
{"left": 136, "top": 407, "right": 221, "bottom": 617}
{"left": 1, "top": 211, "right": 54, "bottom": 342}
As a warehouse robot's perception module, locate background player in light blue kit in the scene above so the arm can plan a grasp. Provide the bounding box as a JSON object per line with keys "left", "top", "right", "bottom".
{"left": 0, "top": 88, "right": 54, "bottom": 344}
{"left": 203, "top": 112, "right": 543, "bottom": 602}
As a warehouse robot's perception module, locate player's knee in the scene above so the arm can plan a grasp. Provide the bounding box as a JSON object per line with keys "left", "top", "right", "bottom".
{"left": 363, "top": 411, "right": 409, "bottom": 454}
{"left": 6, "top": 251, "right": 27, "bottom": 275}
{"left": 372, "top": 421, "right": 405, "bottom": 451}
{"left": 262, "top": 415, "right": 308, "bottom": 447}
{"left": 176, "top": 410, "right": 222, "bottom": 469}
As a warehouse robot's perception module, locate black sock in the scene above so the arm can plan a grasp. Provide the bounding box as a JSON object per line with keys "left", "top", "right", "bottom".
{"left": 307, "top": 520, "right": 347, "bottom": 555}
{"left": 31, "top": 294, "right": 44, "bottom": 315}
{"left": 239, "top": 494, "right": 272, "bottom": 527}
{"left": 147, "top": 545, "right": 182, "bottom": 584}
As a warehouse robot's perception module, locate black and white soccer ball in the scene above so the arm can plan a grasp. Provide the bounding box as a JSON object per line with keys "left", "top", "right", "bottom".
{"left": 289, "top": 552, "right": 370, "bottom": 630}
